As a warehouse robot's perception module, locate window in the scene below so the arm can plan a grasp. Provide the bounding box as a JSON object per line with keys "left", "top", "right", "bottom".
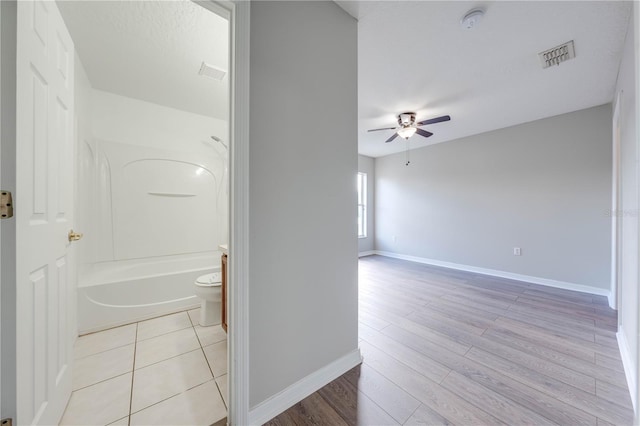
{"left": 357, "top": 172, "right": 367, "bottom": 238}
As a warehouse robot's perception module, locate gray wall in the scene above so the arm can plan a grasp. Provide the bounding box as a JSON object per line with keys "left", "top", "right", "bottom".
{"left": 358, "top": 154, "right": 375, "bottom": 253}
{"left": 615, "top": 5, "right": 639, "bottom": 406}
{"left": 0, "top": 0, "right": 16, "bottom": 420}
{"left": 376, "top": 105, "right": 612, "bottom": 290}
{"left": 249, "top": 1, "right": 358, "bottom": 407}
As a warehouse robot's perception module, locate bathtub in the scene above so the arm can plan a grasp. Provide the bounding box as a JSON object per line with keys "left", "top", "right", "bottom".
{"left": 77, "top": 252, "right": 220, "bottom": 334}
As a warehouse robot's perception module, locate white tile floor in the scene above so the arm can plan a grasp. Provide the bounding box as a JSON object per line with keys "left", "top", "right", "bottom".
{"left": 60, "top": 309, "right": 227, "bottom": 426}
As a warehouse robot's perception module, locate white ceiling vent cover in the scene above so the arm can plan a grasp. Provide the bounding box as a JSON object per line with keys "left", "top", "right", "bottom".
{"left": 198, "top": 62, "right": 226, "bottom": 81}
{"left": 539, "top": 40, "right": 575, "bottom": 69}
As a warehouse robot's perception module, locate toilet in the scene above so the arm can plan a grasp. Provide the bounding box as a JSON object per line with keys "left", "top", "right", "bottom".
{"left": 194, "top": 272, "right": 222, "bottom": 326}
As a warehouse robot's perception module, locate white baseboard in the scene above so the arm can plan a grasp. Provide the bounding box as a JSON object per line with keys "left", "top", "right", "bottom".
{"left": 358, "top": 250, "right": 376, "bottom": 258}
{"left": 608, "top": 293, "right": 616, "bottom": 310}
{"left": 373, "top": 250, "right": 611, "bottom": 299}
{"left": 247, "top": 348, "right": 363, "bottom": 425}
{"left": 617, "top": 331, "right": 637, "bottom": 413}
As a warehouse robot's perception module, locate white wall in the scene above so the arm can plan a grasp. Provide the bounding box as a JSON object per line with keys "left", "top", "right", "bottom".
{"left": 614, "top": 6, "right": 639, "bottom": 413}
{"left": 91, "top": 90, "right": 228, "bottom": 154}
{"left": 358, "top": 154, "right": 375, "bottom": 253}
{"left": 248, "top": 0, "right": 359, "bottom": 410}
{"left": 75, "top": 87, "right": 229, "bottom": 268}
{"left": 376, "top": 105, "right": 613, "bottom": 291}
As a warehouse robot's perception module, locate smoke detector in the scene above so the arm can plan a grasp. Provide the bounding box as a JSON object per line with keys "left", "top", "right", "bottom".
{"left": 461, "top": 9, "right": 484, "bottom": 30}
{"left": 539, "top": 41, "right": 576, "bottom": 68}
{"left": 198, "top": 62, "right": 226, "bottom": 81}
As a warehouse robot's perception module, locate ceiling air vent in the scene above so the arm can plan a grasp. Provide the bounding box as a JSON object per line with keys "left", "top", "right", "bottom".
{"left": 198, "top": 62, "right": 226, "bottom": 81}
{"left": 539, "top": 40, "right": 575, "bottom": 69}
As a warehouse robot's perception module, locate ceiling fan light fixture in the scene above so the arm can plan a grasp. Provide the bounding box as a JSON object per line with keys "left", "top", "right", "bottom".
{"left": 398, "top": 126, "right": 417, "bottom": 139}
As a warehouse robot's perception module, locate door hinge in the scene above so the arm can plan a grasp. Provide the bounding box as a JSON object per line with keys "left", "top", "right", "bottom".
{"left": 1, "top": 418, "right": 13, "bottom": 426}
{"left": 0, "top": 190, "right": 13, "bottom": 219}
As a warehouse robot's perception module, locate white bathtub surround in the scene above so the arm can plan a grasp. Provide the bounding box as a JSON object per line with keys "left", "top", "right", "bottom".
{"left": 78, "top": 93, "right": 229, "bottom": 264}
{"left": 90, "top": 140, "right": 227, "bottom": 260}
{"left": 61, "top": 310, "right": 227, "bottom": 425}
{"left": 75, "top": 70, "right": 230, "bottom": 333}
{"left": 78, "top": 255, "right": 220, "bottom": 333}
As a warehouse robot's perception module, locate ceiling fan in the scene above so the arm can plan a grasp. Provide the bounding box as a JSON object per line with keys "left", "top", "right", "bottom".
{"left": 368, "top": 112, "right": 451, "bottom": 143}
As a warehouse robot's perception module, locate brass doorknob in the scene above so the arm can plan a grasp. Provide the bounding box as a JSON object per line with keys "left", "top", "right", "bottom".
{"left": 68, "top": 230, "right": 83, "bottom": 242}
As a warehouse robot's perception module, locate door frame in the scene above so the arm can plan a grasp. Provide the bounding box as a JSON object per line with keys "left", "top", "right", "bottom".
{"left": 611, "top": 89, "right": 622, "bottom": 313}
{"left": 0, "top": 1, "right": 3, "bottom": 415}
{"left": 198, "top": 1, "right": 250, "bottom": 424}
{"left": 227, "top": 2, "right": 250, "bottom": 423}
{"left": 0, "top": 0, "right": 17, "bottom": 421}
{"left": 0, "top": 0, "right": 250, "bottom": 422}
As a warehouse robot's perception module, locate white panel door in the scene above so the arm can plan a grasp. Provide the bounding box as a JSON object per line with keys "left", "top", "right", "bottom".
{"left": 15, "top": 1, "right": 76, "bottom": 424}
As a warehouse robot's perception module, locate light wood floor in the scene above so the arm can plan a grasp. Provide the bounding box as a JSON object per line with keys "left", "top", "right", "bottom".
{"left": 266, "top": 255, "right": 633, "bottom": 425}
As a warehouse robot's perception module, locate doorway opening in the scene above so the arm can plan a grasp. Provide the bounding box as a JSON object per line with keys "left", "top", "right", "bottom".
{"left": 57, "top": 1, "right": 230, "bottom": 423}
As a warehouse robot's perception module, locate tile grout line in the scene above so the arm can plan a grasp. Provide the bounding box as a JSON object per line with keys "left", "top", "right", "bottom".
{"left": 128, "top": 323, "right": 139, "bottom": 426}
{"left": 136, "top": 324, "right": 193, "bottom": 344}
{"left": 214, "top": 379, "right": 228, "bottom": 412}
{"left": 74, "top": 341, "right": 134, "bottom": 361}
{"left": 136, "top": 347, "right": 206, "bottom": 371}
{"left": 78, "top": 309, "right": 196, "bottom": 339}
{"left": 72, "top": 371, "right": 132, "bottom": 393}
{"left": 72, "top": 309, "right": 227, "bottom": 424}
{"left": 187, "top": 308, "right": 228, "bottom": 412}
{"left": 127, "top": 312, "right": 207, "bottom": 420}
{"left": 128, "top": 380, "right": 216, "bottom": 417}
{"left": 189, "top": 310, "right": 220, "bottom": 378}
{"left": 134, "top": 312, "right": 221, "bottom": 371}
{"left": 196, "top": 325, "right": 224, "bottom": 403}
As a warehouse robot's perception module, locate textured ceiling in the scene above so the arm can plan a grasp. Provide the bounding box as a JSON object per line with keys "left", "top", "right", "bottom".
{"left": 58, "top": 0, "right": 229, "bottom": 120}
{"left": 336, "top": 1, "right": 632, "bottom": 158}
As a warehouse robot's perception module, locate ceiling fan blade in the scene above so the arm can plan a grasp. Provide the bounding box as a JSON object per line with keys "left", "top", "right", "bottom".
{"left": 416, "top": 115, "right": 451, "bottom": 126}
{"left": 416, "top": 128, "right": 433, "bottom": 138}
{"left": 368, "top": 126, "right": 399, "bottom": 132}
{"left": 385, "top": 133, "right": 399, "bottom": 143}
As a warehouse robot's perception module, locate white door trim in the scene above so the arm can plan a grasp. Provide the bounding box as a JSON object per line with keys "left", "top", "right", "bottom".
{"left": 228, "top": 1, "right": 250, "bottom": 424}
{"left": 0, "top": 1, "right": 3, "bottom": 416}
{"left": 198, "top": 1, "right": 250, "bottom": 423}
{"left": 634, "top": 2, "right": 640, "bottom": 422}
{"left": 0, "top": 1, "right": 17, "bottom": 421}
{"left": 611, "top": 89, "right": 622, "bottom": 312}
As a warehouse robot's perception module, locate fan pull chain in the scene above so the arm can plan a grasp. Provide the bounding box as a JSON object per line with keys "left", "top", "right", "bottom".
{"left": 405, "top": 138, "right": 411, "bottom": 166}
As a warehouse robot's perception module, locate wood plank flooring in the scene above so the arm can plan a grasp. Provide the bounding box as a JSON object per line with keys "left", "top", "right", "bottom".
{"left": 265, "top": 255, "right": 633, "bottom": 425}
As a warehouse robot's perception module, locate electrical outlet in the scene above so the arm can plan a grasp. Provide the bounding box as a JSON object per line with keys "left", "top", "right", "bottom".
{"left": 393, "top": 235, "right": 397, "bottom": 243}
{"left": 513, "top": 247, "right": 521, "bottom": 256}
